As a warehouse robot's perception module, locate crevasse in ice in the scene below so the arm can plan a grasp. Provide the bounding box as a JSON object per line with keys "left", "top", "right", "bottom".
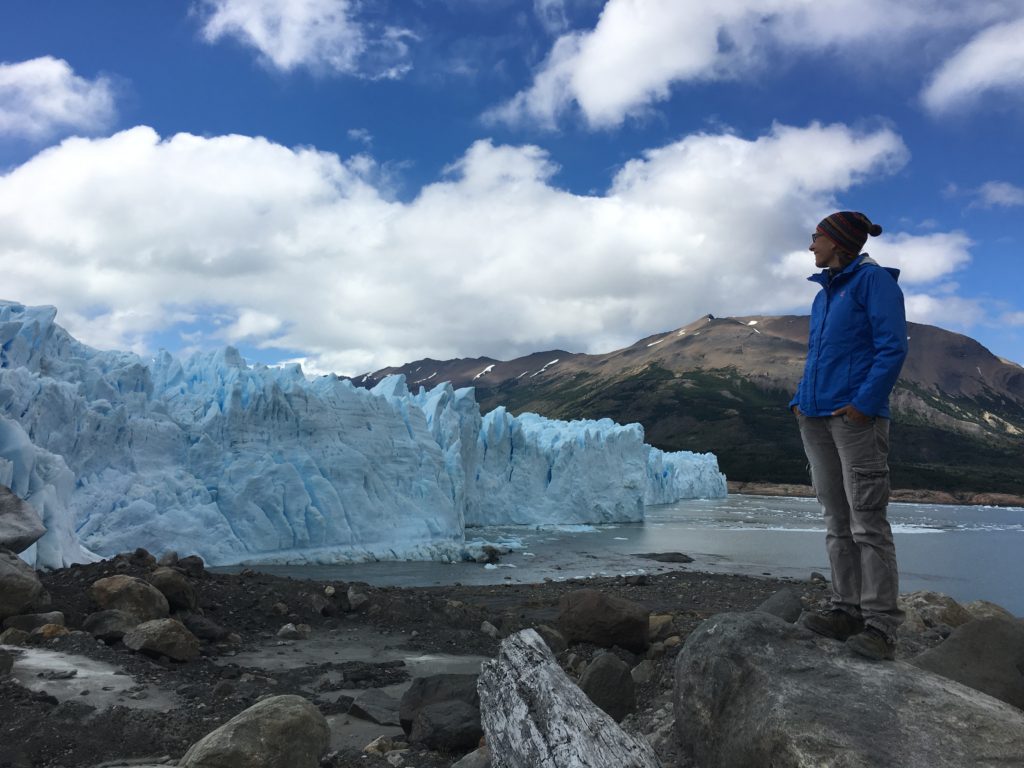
{"left": 0, "top": 301, "right": 726, "bottom": 567}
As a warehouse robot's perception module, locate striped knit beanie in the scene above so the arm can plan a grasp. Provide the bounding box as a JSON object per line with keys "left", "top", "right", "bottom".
{"left": 817, "top": 211, "right": 883, "bottom": 254}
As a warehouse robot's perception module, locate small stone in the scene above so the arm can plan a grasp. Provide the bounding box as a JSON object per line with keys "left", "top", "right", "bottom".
{"left": 277, "top": 623, "right": 310, "bottom": 640}
{"left": 480, "top": 621, "right": 499, "bottom": 638}
{"left": 631, "top": 659, "right": 655, "bottom": 685}
{"left": 809, "top": 572, "right": 828, "bottom": 583}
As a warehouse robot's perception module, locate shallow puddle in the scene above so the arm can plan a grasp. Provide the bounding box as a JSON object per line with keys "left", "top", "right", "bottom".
{"left": 2, "top": 644, "right": 179, "bottom": 712}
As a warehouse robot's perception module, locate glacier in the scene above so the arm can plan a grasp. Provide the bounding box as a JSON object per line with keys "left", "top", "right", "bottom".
{"left": 0, "top": 301, "right": 726, "bottom": 568}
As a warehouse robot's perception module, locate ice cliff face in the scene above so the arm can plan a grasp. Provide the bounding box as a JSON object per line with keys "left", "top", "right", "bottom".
{"left": 0, "top": 301, "right": 726, "bottom": 568}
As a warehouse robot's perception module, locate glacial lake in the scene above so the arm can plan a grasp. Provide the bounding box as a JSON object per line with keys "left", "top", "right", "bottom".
{"left": 233, "top": 495, "right": 1024, "bottom": 617}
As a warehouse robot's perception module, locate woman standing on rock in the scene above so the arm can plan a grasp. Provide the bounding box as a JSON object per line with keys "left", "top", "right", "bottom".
{"left": 790, "top": 211, "right": 908, "bottom": 661}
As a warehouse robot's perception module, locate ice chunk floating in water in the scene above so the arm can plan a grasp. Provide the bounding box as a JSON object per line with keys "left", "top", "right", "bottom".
{"left": 0, "top": 301, "right": 726, "bottom": 567}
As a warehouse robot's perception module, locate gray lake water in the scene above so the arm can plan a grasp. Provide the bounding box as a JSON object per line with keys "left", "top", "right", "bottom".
{"left": 233, "top": 495, "right": 1024, "bottom": 617}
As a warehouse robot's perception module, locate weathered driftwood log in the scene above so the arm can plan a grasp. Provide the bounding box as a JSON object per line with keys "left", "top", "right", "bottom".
{"left": 478, "top": 628, "right": 661, "bottom": 768}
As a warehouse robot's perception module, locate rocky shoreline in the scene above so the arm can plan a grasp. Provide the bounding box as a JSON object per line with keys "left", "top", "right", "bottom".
{"left": 4, "top": 546, "right": 1024, "bottom": 768}
{"left": 728, "top": 481, "right": 1024, "bottom": 507}
{"left": 2, "top": 549, "right": 804, "bottom": 768}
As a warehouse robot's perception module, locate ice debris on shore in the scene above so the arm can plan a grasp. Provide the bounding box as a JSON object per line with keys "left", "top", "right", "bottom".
{"left": 0, "top": 301, "right": 726, "bottom": 568}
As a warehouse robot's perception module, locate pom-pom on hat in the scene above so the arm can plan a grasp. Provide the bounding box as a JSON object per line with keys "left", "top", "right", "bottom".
{"left": 817, "top": 211, "right": 883, "bottom": 254}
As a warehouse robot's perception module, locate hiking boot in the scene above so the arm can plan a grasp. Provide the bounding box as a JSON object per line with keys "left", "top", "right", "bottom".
{"left": 801, "top": 609, "right": 864, "bottom": 641}
{"left": 846, "top": 625, "right": 896, "bottom": 661}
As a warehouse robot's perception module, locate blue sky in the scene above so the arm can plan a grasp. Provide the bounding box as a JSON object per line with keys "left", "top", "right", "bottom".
{"left": 2, "top": 0, "right": 1023, "bottom": 374}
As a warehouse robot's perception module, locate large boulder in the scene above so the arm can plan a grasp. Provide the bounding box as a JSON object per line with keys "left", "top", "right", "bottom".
{"left": 399, "top": 674, "right": 480, "bottom": 736}
{"left": 558, "top": 589, "right": 649, "bottom": 653}
{"left": 674, "top": 611, "right": 1024, "bottom": 767}
{"left": 899, "top": 591, "right": 973, "bottom": 634}
{"left": 179, "top": 694, "right": 329, "bottom": 768}
{"left": 83, "top": 609, "right": 140, "bottom": 642}
{"left": 89, "top": 575, "right": 169, "bottom": 621}
{"left": 122, "top": 618, "right": 200, "bottom": 661}
{"left": 579, "top": 652, "right": 636, "bottom": 722}
{"left": 911, "top": 617, "right": 1024, "bottom": 711}
{"left": 0, "top": 486, "right": 45, "bottom": 553}
{"left": 0, "top": 548, "right": 46, "bottom": 620}
{"left": 146, "top": 567, "right": 198, "bottom": 612}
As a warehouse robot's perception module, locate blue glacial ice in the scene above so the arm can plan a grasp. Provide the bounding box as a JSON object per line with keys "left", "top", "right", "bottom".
{"left": 0, "top": 301, "right": 726, "bottom": 568}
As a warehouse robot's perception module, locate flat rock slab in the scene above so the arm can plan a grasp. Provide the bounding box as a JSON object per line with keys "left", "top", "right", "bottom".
{"left": 674, "top": 612, "right": 1024, "bottom": 768}
{"left": 349, "top": 687, "right": 401, "bottom": 726}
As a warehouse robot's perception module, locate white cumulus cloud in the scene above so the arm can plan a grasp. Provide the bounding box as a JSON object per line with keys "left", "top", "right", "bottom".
{"left": 489, "top": 0, "right": 1024, "bottom": 129}
{"left": 922, "top": 17, "right": 1024, "bottom": 114}
{"left": 196, "top": 0, "right": 412, "bottom": 78}
{"left": 974, "top": 180, "right": 1024, "bottom": 208}
{"left": 0, "top": 121, "right": 992, "bottom": 375}
{"left": 0, "top": 56, "right": 116, "bottom": 140}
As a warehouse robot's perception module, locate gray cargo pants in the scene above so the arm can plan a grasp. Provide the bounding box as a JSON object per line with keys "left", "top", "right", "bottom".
{"left": 797, "top": 413, "right": 904, "bottom": 638}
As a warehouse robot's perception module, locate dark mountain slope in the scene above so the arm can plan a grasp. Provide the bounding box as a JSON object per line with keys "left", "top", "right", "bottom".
{"left": 354, "top": 316, "right": 1024, "bottom": 494}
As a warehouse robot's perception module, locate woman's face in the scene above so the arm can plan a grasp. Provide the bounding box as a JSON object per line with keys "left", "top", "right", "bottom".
{"left": 810, "top": 231, "right": 843, "bottom": 269}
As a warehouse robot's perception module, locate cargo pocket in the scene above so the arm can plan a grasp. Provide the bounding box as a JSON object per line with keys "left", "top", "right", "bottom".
{"left": 852, "top": 467, "right": 889, "bottom": 511}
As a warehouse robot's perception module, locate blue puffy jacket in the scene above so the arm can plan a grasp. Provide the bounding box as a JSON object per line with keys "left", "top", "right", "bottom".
{"left": 790, "top": 254, "right": 908, "bottom": 418}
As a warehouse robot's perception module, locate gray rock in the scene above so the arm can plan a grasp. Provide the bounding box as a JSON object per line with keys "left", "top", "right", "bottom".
{"left": 123, "top": 618, "right": 200, "bottom": 661}
{"left": 899, "top": 591, "right": 973, "bottom": 635}
{"left": 634, "top": 552, "right": 693, "bottom": 563}
{"left": 0, "top": 627, "right": 30, "bottom": 645}
{"left": 176, "top": 555, "right": 205, "bottom": 579}
{"left": 349, "top": 688, "right": 401, "bottom": 726}
{"left": 535, "top": 624, "right": 567, "bottom": 654}
{"left": 89, "top": 575, "right": 169, "bottom": 621}
{"left": 0, "top": 547, "right": 46, "bottom": 620}
{"left": 674, "top": 611, "right": 1024, "bottom": 767}
{"left": 0, "top": 486, "right": 45, "bottom": 553}
{"left": 0, "top": 648, "right": 13, "bottom": 676}
{"left": 558, "top": 589, "right": 650, "bottom": 653}
{"left": 451, "top": 746, "right": 490, "bottom": 768}
{"left": 480, "top": 620, "right": 500, "bottom": 638}
{"left": 579, "top": 652, "right": 636, "bottom": 722}
{"left": 755, "top": 588, "right": 803, "bottom": 623}
{"left": 399, "top": 673, "right": 480, "bottom": 735}
{"left": 83, "top": 609, "right": 139, "bottom": 642}
{"left": 181, "top": 613, "right": 230, "bottom": 642}
{"left": 146, "top": 567, "right": 198, "bottom": 612}
{"left": 347, "top": 585, "right": 369, "bottom": 611}
{"left": 179, "top": 694, "right": 329, "bottom": 768}
{"left": 409, "top": 700, "right": 482, "bottom": 752}
{"left": 3, "top": 611, "right": 64, "bottom": 632}
{"left": 277, "top": 622, "right": 310, "bottom": 640}
{"left": 157, "top": 550, "right": 179, "bottom": 567}
{"left": 631, "top": 659, "right": 655, "bottom": 685}
{"left": 963, "top": 600, "right": 1016, "bottom": 622}
{"left": 911, "top": 617, "right": 1024, "bottom": 710}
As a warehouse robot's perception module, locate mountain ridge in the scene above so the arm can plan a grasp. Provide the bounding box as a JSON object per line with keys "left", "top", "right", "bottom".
{"left": 349, "top": 315, "right": 1024, "bottom": 495}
